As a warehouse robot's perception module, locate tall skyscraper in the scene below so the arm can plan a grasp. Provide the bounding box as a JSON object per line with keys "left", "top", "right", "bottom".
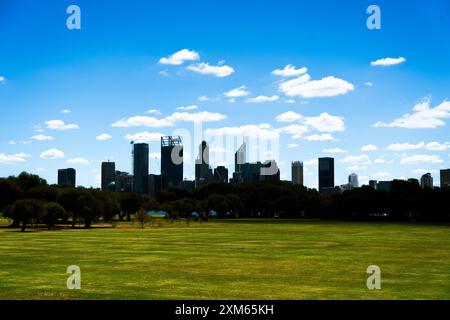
{"left": 291, "top": 161, "right": 304, "bottom": 186}
{"left": 195, "top": 141, "right": 213, "bottom": 187}
{"left": 214, "top": 166, "right": 228, "bottom": 183}
{"left": 369, "top": 180, "right": 377, "bottom": 190}
{"left": 161, "top": 136, "right": 183, "bottom": 188}
{"left": 420, "top": 173, "right": 433, "bottom": 189}
{"left": 133, "top": 143, "right": 149, "bottom": 194}
{"left": 58, "top": 168, "right": 76, "bottom": 187}
{"left": 235, "top": 142, "right": 246, "bottom": 173}
{"left": 101, "top": 161, "right": 116, "bottom": 190}
{"left": 441, "top": 169, "right": 450, "bottom": 189}
{"left": 115, "top": 171, "right": 133, "bottom": 192}
{"left": 348, "top": 173, "right": 358, "bottom": 189}
{"left": 318, "top": 157, "right": 334, "bottom": 193}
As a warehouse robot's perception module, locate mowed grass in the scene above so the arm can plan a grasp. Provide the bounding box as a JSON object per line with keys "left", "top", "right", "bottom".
{"left": 0, "top": 219, "right": 450, "bottom": 300}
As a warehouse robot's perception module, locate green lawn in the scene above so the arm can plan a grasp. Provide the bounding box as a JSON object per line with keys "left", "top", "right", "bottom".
{"left": 0, "top": 219, "right": 449, "bottom": 300}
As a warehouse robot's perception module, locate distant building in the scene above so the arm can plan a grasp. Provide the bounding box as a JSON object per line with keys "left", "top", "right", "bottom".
{"left": 235, "top": 142, "right": 246, "bottom": 173}
{"left": 161, "top": 136, "right": 183, "bottom": 188}
{"left": 348, "top": 173, "right": 358, "bottom": 189}
{"left": 132, "top": 143, "right": 149, "bottom": 194}
{"left": 377, "top": 180, "right": 391, "bottom": 192}
{"left": 260, "top": 160, "right": 280, "bottom": 182}
{"left": 115, "top": 171, "right": 133, "bottom": 192}
{"left": 369, "top": 180, "right": 377, "bottom": 190}
{"left": 148, "top": 174, "right": 164, "bottom": 196}
{"left": 420, "top": 173, "right": 433, "bottom": 189}
{"left": 58, "top": 168, "right": 76, "bottom": 187}
{"left": 441, "top": 169, "right": 450, "bottom": 189}
{"left": 195, "top": 141, "right": 214, "bottom": 187}
{"left": 101, "top": 161, "right": 116, "bottom": 191}
{"left": 318, "top": 157, "right": 334, "bottom": 193}
{"left": 291, "top": 161, "right": 304, "bottom": 186}
{"left": 408, "top": 178, "right": 419, "bottom": 185}
{"left": 214, "top": 166, "right": 228, "bottom": 183}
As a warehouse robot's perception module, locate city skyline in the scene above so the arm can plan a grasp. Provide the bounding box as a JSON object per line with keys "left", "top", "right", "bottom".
{"left": 1, "top": 1, "right": 450, "bottom": 188}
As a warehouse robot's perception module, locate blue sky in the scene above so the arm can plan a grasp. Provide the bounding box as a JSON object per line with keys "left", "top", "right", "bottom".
{"left": 1, "top": 0, "right": 449, "bottom": 188}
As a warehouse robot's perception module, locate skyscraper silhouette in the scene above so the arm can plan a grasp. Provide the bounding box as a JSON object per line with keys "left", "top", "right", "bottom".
{"left": 132, "top": 143, "right": 149, "bottom": 194}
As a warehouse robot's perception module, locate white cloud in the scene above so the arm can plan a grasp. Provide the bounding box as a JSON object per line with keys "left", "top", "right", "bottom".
{"left": 364, "top": 82, "right": 373, "bottom": 87}
{"left": 288, "top": 143, "right": 299, "bottom": 148}
{"left": 285, "top": 99, "right": 296, "bottom": 104}
{"left": 124, "top": 132, "right": 164, "bottom": 143}
{"left": 0, "top": 76, "right": 6, "bottom": 82}
{"left": 271, "top": 65, "right": 308, "bottom": 77}
{"left": 304, "top": 134, "right": 336, "bottom": 141}
{"left": 224, "top": 86, "right": 250, "bottom": 98}
{"left": 411, "top": 169, "right": 439, "bottom": 175}
{"left": 146, "top": 109, "right": 161, "bottom": 114}
{"left": 112, "top": 111, "right": 226, "bottom": 128}
{"left": 0, "top": 152, "right": 30, "bottom": 164}
{"left": 158, "top": 70, "right": 169, "bottom": 77}
{"left": 62, "top": 109, "right": 71, "bottom": 114}
{"left": 40, "top": 148, "right": 64, "bottom": 159}
{"left": 96, "top": 133, "right": 112, "bottom": 141}
{"left": 275, "top": 111, "right": 303, "bottom": 123}
{"left": 67, "top": 157, "right": 90, "bottom": 165}
{"left": 372, "top": 172, "right": 391, "bottom": 179}
{"left": 31, "top": 134, "right": 54, "bottom": 141}
{"left": 303, "top": 113, "right": 345, "bottom": 132}
{"left": 400, "top": 154, "right": 443, "bottom": 164}
{"left": 246, "top": 95, "right": 279, "bottom": 103}
{"left": 187, "top": 62, "right": 234, "bottom": 77}
{"left": 370, "top": 57, "right": 406, "bottom": 67}
{"left": 279, "top": 73, "right": 354, "bottom": 98}
{"left": 158, "top": 49, "right": 200, "bottom": 65}
{"left": 45, "top": 120, "right": 79, "bottom": 130}
{"left": 346, "top": 165, "right": 367, "bottom": 171}
{"left": 278, "top": 124, "right": 309, "bottom": 139}
{"left": 374, "top": 98, "right": 450, "bottom": 129}
{"left": 176, "top": 105, "right": 198, "bottom": 111}
{"left": 425, "top": 141, "right": 448, "bottom": 151}
{"left": 387, "top": 142, "right": 425, "bottom": 151}
{"left": 323, "top": 148, "right": 347, "bottom": 154}
{"left": 373, "top": 158, "right": 388, "bottom": 164}
{"left": 205, "top": 124, "right": 279, "bottom": 140}
{"left": 361, "top": 144, "right": 378, "bottom": 152}
{"left": 339, "top": 155, "right": 371, "bottom": 165}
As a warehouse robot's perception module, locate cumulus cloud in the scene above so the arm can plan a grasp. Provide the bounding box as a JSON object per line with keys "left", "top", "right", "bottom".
{"left": 0, "top": 152, "right": 30, "bottom": 164}
{"left": 158, "top": 49, "right": 200, "bottom": 65}
{"left": 176, "top": 105, "right": 198, "bottom": 111}
{"left": 224, "top": 86, "right": 250, "bottom": 98}
{"left": 67, "top": 157, "right": 89, "bottom": 164}
{"left": 62, "top": 109, "right": 71, "bottom": 114}
{"left": 361, "top": 144, "right": 378, "bottom": 152}
{"left": 45, "top": 120, "right": 79, "bottom": 130}
{"left": 278, "top": 124, "right": 309, "bottom": 139}
{"left": 364, "top": 82, "right": 373, "bottom": 87}
{"left": 276, "top": 111, "right": 344, "bottom": 133}
{"left": 112, "top": 111, "right": 226, "bottom": 128}
{"left": 271, "top": 65, "right": 308, "bottom": 77}
{"left": 339, "top": 155, "right": 371, "bottom": 165}
{"left": 278, "top": 73, "right": 354, "bottom": 98}
{"left": 124, "top": 132, "right": 164, "bottom": 143}
{"left": 370, "top": 57, "right": 406, "bottom": 67}
{"left": 275, "top": 111, "right": 303, "bottom": 123}
{"left": 31, "top": 134, "right": 54, "bottom": 141}
{"left": 304, "top": 134, "right": 336, "bottom": 141}
{"left": 246, "top": 95, "right": 279, "bottom": 103}
{"left": 146, "top": 109, "right": 161, "bottom": 114}
{"left": 387, "top": 142, "right": 425, "bottom": 151}
{"left": 187, "top": 62, "right": 234, "bottom": 77}
{"left": 40, "top": 148, "right": 64, "bottom": 159}
{"left": 400, "top": 154, "right": 443, "bottom": 164}
{"left": 374, "top": 98, "right": 450, "bottom": 129}
{"left": 323, "top": 148, "right": 347, "bottom": 154}
{"left": 425, "top": 141, "right": 448, "bottom": 151}
{"left": 96, "top": 133, "right": 112, "bottom": 141}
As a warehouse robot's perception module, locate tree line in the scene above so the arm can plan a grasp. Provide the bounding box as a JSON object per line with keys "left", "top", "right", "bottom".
{"left": 0, "top": 172, "right": 449, "bottom": 231}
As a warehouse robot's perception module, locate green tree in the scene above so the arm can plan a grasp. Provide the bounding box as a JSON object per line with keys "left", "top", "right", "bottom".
{"left": 5, "top": 199, "right": 45, "bottom": 232}
{"left": 43, "top": 202, "right": 66, "bottom": 229}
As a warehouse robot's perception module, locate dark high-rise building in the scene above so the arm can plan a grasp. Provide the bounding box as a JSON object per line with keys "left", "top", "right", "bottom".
{"left": 420, "top": 173, "right": 433, "bottom": 189}
{"left": 133, "top": 143, "right": 149, "bottom": 194}
{"left": 214, "top": 166, "right": 228, "bottom": 183}
{"left": 441, "top": 169, "right": 450, "bottom": 189}
{"left": 161, "top": 136, "right": 183, "bottom": 188}
{"left": 115, "top": 171, "right": 133, "bottom": 192}
{"left": 148, "top": 174, "right": 164, "bottom": 197}
{"left": 377, "top": 181, "right": 391, "bottom": 192}
{"left": 101, "top": 161, "right": 116, "bottom": 190}
{"left": 318, "top": 157, "right": 334, "bottom": 193}
{"left": 369, "top": 180, "right": 377, "bottom": 190}
{"left": 195, "top": 141, "right": 213, "bottom": 187}
{"left": 58, "top": 168, "right": 76, "bottom": 187}
{"left": 291, "top": 161, "right": 304, "bottom": 186}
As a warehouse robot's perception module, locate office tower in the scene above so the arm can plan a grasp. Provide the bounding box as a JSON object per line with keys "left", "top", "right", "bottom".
{"left": 369, "top": 180, "right": 377, "bottom": 190}
{"left": 101, "top": 161, "right": 116, "bottom": 190}
{"left": 235, "top": 142, "right": 246, "bottom": 173}
{"left": 214, "top": 166, "right": 228, "bottom": 183}
{"left": 377, "top": 181, "right": 391, "bottom": 192}
{"left": 348, "top": 173, "right": 358, "bottom": 189}
{"left": 420, "top": 173, "right": 433, "bottom": 189}
{"left": 291, "top": 161, "right": 304, "bottom": 186}
{"left": 260, "top": 160, "right": 280, "bottom": 182}
{"left": 115, "top": 171, "right": 133, "bottom": 192}
{"left": 195, "top": 141, "right": 213, "bottom": 187}
{"left": 132, "top": 143, "right": 149, "bottom": 194}
{"left": 441, "top": 169, "right": 450, "bottom": 189}
{"left": 148, "top": 174, "right": 164, "bottom": 197}
{"left": 161, "top": 136, "right": 183, "bottom": 188}
{"left": 318, "top": 157, "right": 334, "bottom": 193}
{"left": 58, "top": 168, "right": 76, "bottom": 187}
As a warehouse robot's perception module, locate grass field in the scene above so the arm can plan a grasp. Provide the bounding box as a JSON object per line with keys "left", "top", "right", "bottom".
{"left": 0, "top": 219, "right": 450, "bottom": 300}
